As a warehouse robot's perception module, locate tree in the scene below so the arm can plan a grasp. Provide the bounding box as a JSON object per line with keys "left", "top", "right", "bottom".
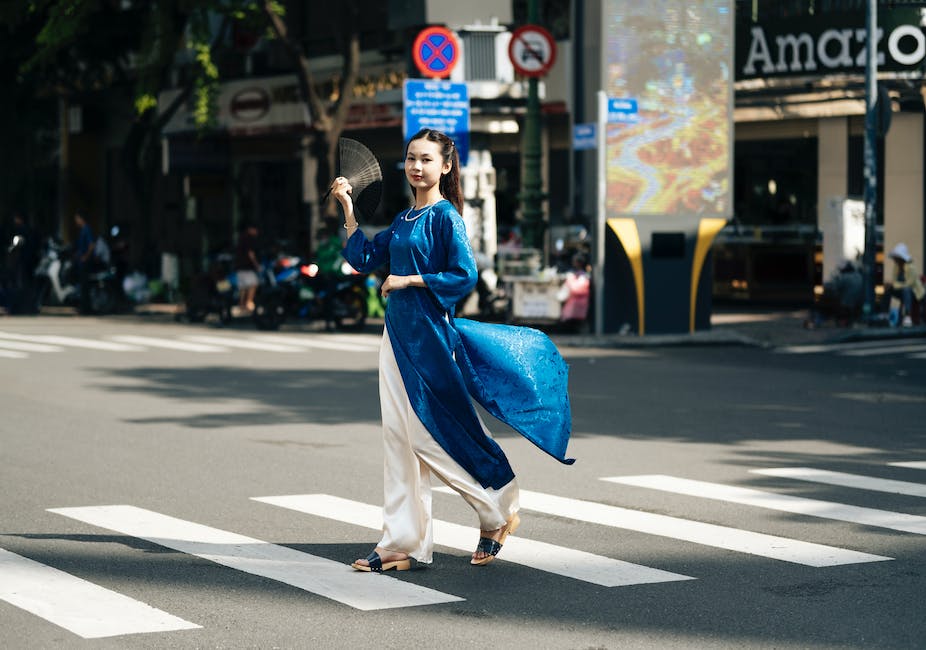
{"left": 261, "top": 0, "right": 362, "bottom": 241}
{"left": 1, "top": 0, "right": 365, "bottom": 270}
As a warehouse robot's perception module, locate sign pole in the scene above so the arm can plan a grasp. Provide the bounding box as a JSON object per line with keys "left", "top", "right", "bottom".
{"left": 520, "top": 0, "right": 545, "bottom": 252}
{"left": 861, "top": 0, "right": 878, "bottom": 322}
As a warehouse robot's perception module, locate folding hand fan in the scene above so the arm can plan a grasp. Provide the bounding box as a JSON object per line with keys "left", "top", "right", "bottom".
{"left": 323, "top": 137, "right": 383, "bottom": 221}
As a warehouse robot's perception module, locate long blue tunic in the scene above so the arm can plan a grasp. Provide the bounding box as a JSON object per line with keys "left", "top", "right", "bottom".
{"left": 343, "top": 200, "right": 574, "bottom": 489}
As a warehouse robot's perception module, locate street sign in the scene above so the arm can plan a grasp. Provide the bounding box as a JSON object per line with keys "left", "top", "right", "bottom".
{"left": 607, "top": 97, "right": 639, "bottom": 123}
{"left": 412, "top": 26, "right": 460, "bottom": 79}
{"left": 573, "top": 123, "right": 597, "bottom": 150}
{"left": 508, "top": 25, "right": 557, "bottom": 77}
{"left": 403, "top": 79, "right": 469, "bottom": 165}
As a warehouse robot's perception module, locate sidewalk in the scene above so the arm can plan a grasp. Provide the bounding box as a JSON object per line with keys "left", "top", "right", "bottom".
{"left": 554, "top": 305, "right": 926, "bottom": 349}
{"left": 127, "top": 301, "right": 926, "bottom": 350}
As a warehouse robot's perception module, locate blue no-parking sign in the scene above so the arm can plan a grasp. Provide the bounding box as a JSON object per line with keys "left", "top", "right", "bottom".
{"left": 403, "top": 79, "right": 470, "bottom": 165}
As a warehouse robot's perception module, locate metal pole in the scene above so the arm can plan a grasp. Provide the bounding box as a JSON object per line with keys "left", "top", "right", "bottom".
{"left": 520, "top": 0, "right": 545, "bottom": 251}
{"left": 861, "top": 0, "right": 878, "bottom": 320}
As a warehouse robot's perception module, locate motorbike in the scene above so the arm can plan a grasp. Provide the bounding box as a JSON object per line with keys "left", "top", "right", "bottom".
{"left": 252, "top": 254, "right": 367, "bottom": 331}
{"left": 184, "top": 252, "right": 236, "bottom": 324}
{"left": 33, "top": 237, "right": 120, "bottom": 315}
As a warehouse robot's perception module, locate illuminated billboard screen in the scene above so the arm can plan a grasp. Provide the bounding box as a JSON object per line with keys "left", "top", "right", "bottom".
{"left": 603, "top": 0, "right": 732, "bottom": 218}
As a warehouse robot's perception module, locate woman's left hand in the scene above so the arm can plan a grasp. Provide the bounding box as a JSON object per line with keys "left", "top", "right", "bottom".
{"left": 380, "top": 274, "right": 408, "bottom": 298}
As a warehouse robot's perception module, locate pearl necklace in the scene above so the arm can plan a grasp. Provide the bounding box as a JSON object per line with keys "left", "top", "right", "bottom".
{"left": 403, "top": 204, "right": 431, "bottom": 221}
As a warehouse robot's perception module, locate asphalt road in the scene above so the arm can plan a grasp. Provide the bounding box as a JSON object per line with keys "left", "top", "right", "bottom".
{"left": 1, "top": 315, "right": 924, "bottom": 649}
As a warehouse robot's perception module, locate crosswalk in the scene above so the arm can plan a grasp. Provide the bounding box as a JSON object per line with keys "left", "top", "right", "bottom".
{"left": 777, "top": 338, "right": 926, "bottom": 359}
{"left": 0, "top": 330, "right": 382, "bottom": 360}
{"left": 2, "top": 460, "right": 924, "bottom": 639}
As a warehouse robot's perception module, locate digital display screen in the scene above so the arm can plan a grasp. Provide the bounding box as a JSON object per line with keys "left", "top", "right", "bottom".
{"left": 604, "top": 0, "right": 732, "bottom": 218}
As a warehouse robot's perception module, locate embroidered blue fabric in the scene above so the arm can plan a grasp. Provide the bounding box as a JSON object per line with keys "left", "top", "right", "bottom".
{"left": 343, "top": 200, "right": 574, "bottom": 489}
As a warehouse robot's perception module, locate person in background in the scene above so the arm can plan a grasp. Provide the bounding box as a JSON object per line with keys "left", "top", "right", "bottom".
{"left": 234, "top": 222, "right": 260, "bottom": 314}
{"left": 73, "top": 212, "right": 96, "bottom": 314}
{"left": 558, "top": 252, "right": 591, "bottom": 331}
{"left": 885, "top": 243, "right": 925, "bottom": 327}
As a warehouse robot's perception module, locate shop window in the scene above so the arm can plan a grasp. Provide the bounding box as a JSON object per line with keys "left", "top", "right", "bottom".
{"left": 733, "top": 137, "right": 818, "bottom": 227}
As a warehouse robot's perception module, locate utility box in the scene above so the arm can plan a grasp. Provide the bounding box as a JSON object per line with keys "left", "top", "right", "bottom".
{"left": 820, "top": 197, "right": 865, "bottom": 280}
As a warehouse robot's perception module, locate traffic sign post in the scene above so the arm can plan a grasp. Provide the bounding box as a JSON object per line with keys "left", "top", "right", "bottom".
{"left": 509, "top": 20, "right": 557, "bottom": 250}
{"left": 412, "top": 26, "right": 460, "bottom": 79}
{"left": 508, "top": 25, "right": 557, "bottom": 78}
{"left": 403, "top": 79, "right": 470, "bottom": 165}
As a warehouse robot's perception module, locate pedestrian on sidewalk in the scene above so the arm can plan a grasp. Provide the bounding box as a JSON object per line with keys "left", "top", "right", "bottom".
{"left": 234, "top": 222, "right": 260, "bottom": 314}
{"left": 331, "top": 128, "right": 574, "bottom": 573}
{"left": 885, "top": 243, "right": 925, "bottom": 327}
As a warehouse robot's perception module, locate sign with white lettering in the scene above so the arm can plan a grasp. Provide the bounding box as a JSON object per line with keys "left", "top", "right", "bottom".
{"left": 736, "top": 9, "right": 926, "bottom": 79}
{"left": 403, "top": 79, "right": 470, "bottom": 165}
{"left": 573, "top": 123, "right": 597, "bottom": 150}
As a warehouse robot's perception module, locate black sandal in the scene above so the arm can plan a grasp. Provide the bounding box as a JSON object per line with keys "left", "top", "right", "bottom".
{"left": 351, "top": 550, "right": 411, "bottom": 573}
{"left": 471, "top": 513, "right": 520, "bottom": 566}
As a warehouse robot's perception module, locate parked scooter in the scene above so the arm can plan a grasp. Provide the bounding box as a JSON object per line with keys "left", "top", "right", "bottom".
{"left": 184, "top": 252, "right": 236, "bottom": 324}
{"left": 33, "top": 237, "right": 120, "bottom": 314}
{"left": 253, "top": 254, "right": 367, "bottom": 331}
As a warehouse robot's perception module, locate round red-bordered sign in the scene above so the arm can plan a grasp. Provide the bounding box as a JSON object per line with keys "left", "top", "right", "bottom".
{"left": 412, "top": 26, "right": 460, "bottom": 79}
{"left": 508, "top": 25, "right": 557, "bottom": 77}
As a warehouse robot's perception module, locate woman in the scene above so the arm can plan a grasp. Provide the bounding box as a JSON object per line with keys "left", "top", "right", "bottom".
{"left": 331, "top": 129, "right": 573, "bottom": 572}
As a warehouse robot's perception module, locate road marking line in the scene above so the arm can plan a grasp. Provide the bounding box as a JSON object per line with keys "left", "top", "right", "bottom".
{"left": 512, "top": 489, "right": 888, "bottom": 567}
{"left": 776, "top": 339, "right": 919, "bottom": 354}
{"left": 0, "top": 547, "right": 199, "bottom": 639}
{"left": 889, "top": 461, "right": 926, "bottom": 470}
{"left": 251, "top": 335, "right": 379, "bottom": 352}
{"left": 254, "top": 493, "right": 693, "bottom": 587}
{"left": 181, "top": 335, "right": 304, "bottom": 353}
{"left": 752, "top": 467, "right": 926, "bottom": 498}
{"left": 0, "top": 339, "right": 63, "bottom": 352}
{"left": 48, "top": 505, "right": 461, "bottom": 611}
{"left": 326, "top": 333, "right": 383, "bottom": 346}
{"left": 841, "top": 344, "right": 926, "bottom": 357}
{"left": 0, "top": 349, "right": 29, "bottom": 358}
{"left": 0, "top": 331, "right": 143, "bottom": 351}
{"left": 110, "top": 335, "right": 227, "bottom": 353}
{"left": 604, "top": 475, "right": 926, "bottom": 535}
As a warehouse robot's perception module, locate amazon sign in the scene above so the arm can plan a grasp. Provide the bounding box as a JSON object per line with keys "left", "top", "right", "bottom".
{"left": 737, "top": 9, "right": 926, "bottom": 79}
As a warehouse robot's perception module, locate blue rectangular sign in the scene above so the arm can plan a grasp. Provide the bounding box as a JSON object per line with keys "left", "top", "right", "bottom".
{"left": 573, "top": 123, "right": 597, "bottom": 150}
{"left": 404, "top": 79, "right": 470, "bottom": 165}
{"left": 607, "top": 97, "right": 639, "bottom": 123}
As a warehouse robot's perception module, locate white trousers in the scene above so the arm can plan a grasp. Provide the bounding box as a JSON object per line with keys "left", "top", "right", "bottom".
{"left": 378, "top": 327, "right": 519, "bottom": 563}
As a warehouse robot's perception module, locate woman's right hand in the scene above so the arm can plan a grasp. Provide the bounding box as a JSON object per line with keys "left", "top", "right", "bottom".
{"left": 330, "top": 177, "right": 354, "bottom": 214}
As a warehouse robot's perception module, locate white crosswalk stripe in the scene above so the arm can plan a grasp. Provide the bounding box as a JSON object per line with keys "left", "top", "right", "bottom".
{"left": 841, "top": 343, "right": 926, "bottom": 357}
{"left": 109, "top": 335, "right": 227, "bottom": 353}
{"left": 515, "top": 489, "right": 889, "bottom": 566}
{"left": 889, "top": 461, "right": 926, "bottom": 470}
{"left": 777, "top": 339, "right": 926, "bottom": 358}
{"left": 751, "top": 467, "right": 926, "bottom": 497}
{"left": 251, "top": 334, "right": 379, "bottom": 352}
{"left": 254, "top": 493, "right": 694, "bottom": 587}
{"left": 0, "top": 331, "right": 143, "bottom": 351}
{"left": 0, "top": 330, "right": 381, "bottom": 359}
{"left": 180, "top": 335, "right": 306, "bottom": 352}
{"left": 604, "top": 475, "right": 926, "bottom": 535}
{"left": 0, "top": 339, "right": 64, "bottom": 353}
{"left": 0, "top": 547, "right": 200, "bottom": 639}
{"left": 47, "top": 505, "right": 462, "bottom": 611}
